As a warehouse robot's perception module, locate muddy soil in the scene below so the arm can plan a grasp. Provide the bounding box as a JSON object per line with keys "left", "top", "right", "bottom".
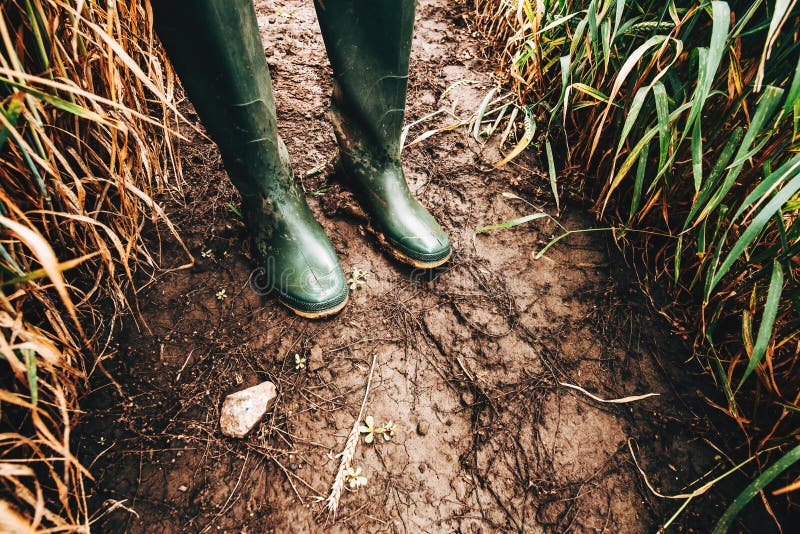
{"left": 79, "top": 0, "right": 745, "bottom": 532}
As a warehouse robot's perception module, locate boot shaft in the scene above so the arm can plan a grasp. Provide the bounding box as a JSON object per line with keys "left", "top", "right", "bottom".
{"left": 152, "top": 0, "right": 292, "bottom": 201}
{"left": 315, "top": 0, "right": 416, "bottom": 164}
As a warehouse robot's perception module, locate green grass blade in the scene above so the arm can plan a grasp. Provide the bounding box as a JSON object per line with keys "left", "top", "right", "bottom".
{"left": 737, "top": 261, "right": 783, "bottom": 390}
{"left": 0, "top": 93, "right": 24, "bottom": 152}
{"left": 691, "top": 116, "right": 703, "bottom": 191}
{"left": 628, "top": 138, "right": 650, "bottom": 222}
{"left": 684, "top": 126, "right": 744, "bottom": 229}
{"left": 755, "top": 0, "right": 795, "bottom": 91}
{"left": 652, "top": 81, "right": 670, "bottom": 171}
{"left": 0, "top": 76, "right": 106, "bottom": 122}
{"left": 694, "top": 86, "right": 784, "bottom": 225}
{"left": 545, "top": 139, "right": 559, "bottom": 213}
{"left": 475, "top": 213, "right": 548, "bottom": 234}
{"left": 615, "top": 86, "right": 650, "bottom": 157}
{"left": 782, "top": 55, "right": 800, "bottom": 117}
{"left": 473, "top": 87, "right": 497, "bottom": 141}
{"left": 708, "top": 159, "right": 800, "bottom": 295}
{"left": 680, "top": 2, "right": 730, "bottom": 151}
{"left": 713, "top": 443, "right": 800, "bottom": 534}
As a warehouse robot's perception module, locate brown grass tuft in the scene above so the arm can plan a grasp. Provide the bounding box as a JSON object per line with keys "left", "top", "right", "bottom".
{"left": 0, "top": 0, "right": 186, "bottom": 529}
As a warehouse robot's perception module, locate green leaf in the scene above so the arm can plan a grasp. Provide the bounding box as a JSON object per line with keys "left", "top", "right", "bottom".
{"left": 708, "top": 158, "right": 800, "bottom": 295}
{"left": 755, "top": 0, "right": 794, "bottom": 90}
{"left": 694, "top": 86, "right": 784, "bottom": 225}
{"left": 691, "top": 117, "right": 703, "bottom": 192}
{"left": 226, "top": 202, "right": 243, "bottom": 219}
{"left": 684, "top": 126, "right": 744, "bottom": 230}
{"left": 545, "top": 140, "right": 559, "bottom": 213}
{"left": 737, "top": 261, "right": 783, "bottom": 390}
{"left": 652, "top": 82, "right": 670, "bottom": 172}
{"left": 0, "top": 94, "right": 24, "bottom": 152}
{"left": 475, "top": 213, "right": 548, "bottom": 234}
{"left": 0, "top": 76, "right": 105, "bottom": 123}
{"left": 782, "top": 54, "right": 800, "bottom": 118}
{"left": 473, "top": 87, "right": 497, "bottom": 141}
{"left": 628, "top": 138, "right": 650, "bottom": 222}
{"left": 713, "top": 444, "right": 800, "bottom": 534}
{"left": 684, "top": 2, "right": 730, "bottom": 136}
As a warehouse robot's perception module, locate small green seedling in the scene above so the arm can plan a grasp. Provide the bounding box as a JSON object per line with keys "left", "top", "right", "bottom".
{"left": 347, "top": 268, "right": 368, "bottom": 291}
{"left": 344, "top": 466, "right": 367, "bottom": 490}
{"left": 359, "top": 415, "right": 399, "bottom": 443}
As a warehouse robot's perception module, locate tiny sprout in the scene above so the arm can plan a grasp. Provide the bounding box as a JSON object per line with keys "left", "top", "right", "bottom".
{"left": 347, "top": 268, "right": 368, "bottom": 291}
{"left": 294, "top": 353, "right": 306, "bottom": 370}
{"left": 215, "top": 289, "right": 227, "bottom": 300}
{"left": 358, "top": 415, "right": 377, "bottom": 444}
{"left": 382, "top": 421, "right": 397, "bottom": 441}
{"left": 344, "top": 466, "right": 367, "bottom": 490}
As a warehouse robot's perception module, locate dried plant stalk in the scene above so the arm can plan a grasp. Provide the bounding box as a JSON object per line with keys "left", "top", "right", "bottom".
{"left": 324, "top": 352, "right": 378, "bottom": 516}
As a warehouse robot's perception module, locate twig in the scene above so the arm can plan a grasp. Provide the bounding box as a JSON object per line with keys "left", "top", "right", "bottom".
{"left": 559, "top": 382, "right": 660, "bottom": 404}
{"left": 324, "top": 352, "right": 378, "bottom": 516}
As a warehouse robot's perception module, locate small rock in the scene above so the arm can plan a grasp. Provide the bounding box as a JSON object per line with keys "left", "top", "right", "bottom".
{"left": 420, "top": 92, "right": 436, "bottom": 106}
{"left": 416, "top": 420, "right": 430, "bottom": 436}
{"left": 308, "top": 345, "right": 324, "bottom": 372}
{"left": 178, "top": 485, "right": 188, "bottom": 493}
{"left": 220, "top": 381, "right": 277, "bottom": 438}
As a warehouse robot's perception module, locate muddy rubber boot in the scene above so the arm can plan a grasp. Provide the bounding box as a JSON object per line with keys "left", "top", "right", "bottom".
{"left": 153, "top": 0, "right": 348, "bottom": 318}
{"left": 315, "top": 0, "right": 451, "bottom": 269}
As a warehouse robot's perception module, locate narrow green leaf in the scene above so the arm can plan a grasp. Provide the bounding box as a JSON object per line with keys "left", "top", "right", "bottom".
{"left": 628, "top": 138, "right": 650, "bottom": 222}
{"left": 684, "top": 126, "right": 744, "bottom": 229}
{"left": 713, "top": 444, "right": 800, "bottom": 534}
{"left": 737, "top": 261, "right": 784, "bottom": 389}
{"left": 695, "top": 86, "right": 784, "bottom": 224}
{"left": 226, "top": 202, "right": 243, "bottom": 219}
{"left": 0, "top": 94, "right": 24, "bottom": 152}
{"left": 709, "top": 160, "right": 800, "bottom": 294}
{"left": 683, "top": 2, "right": 730, "bottom": 136}
{"left": 652, "top": 82, "right": 670, "bottom": 172}
{"left": 0, "top": 76, "right": 106, "bottom": 122}
{"left": 615, "top": 86, "right": 651, "bottom": 157}
{"left": 691, "top": 116, "right": 703, "bottom": 192}
{"left": 473, "top": 87, "right": 497, "bottom": 141}
{"left": 755, "top": 0, "right": 794, "bottom": 90}
{"left": 782, "top": 55, "right": 800, "bottom": 117}
{"left": 674, "top": 235, "right": 683, "bottom": 285}
{"left": 475, "top": 213, "right": 548, "bottom": 234}
{"left": 545, "top": 140, "right": 559, "bottom": 213}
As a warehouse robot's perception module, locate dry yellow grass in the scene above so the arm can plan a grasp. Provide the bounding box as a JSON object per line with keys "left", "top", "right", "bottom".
{"left": 0, "top": 0, "right": 186, "bottom": 529}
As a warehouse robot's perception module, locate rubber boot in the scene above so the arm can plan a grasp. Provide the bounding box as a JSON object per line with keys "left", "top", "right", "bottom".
{"left": 315, "top": 0, "right": 452, "bottom": 269}
{"left": 152, "top": 0, "right": 348, "bottom": 318}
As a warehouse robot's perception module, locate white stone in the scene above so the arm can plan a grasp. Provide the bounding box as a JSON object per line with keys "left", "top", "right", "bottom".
{"left": 219, "top": 381, "right": 277, "bottom": 438}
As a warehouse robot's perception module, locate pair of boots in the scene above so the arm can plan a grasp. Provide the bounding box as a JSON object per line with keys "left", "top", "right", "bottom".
{"left": 153, "top": 0, "right": 450, "bottom": 318}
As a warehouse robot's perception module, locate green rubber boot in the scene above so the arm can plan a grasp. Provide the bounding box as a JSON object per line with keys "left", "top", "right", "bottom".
{"left": 315, "top": 0, "right": 452, "bottom": 269}
{"left": 153, "top": 0, "right": 348, "bottom": 318}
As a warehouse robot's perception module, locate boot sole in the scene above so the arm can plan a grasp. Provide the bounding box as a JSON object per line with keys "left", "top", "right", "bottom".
{"left": 282, "top": 292, "right": 349, "bottom": 319}
{"left": 370, "top": 226, "right": 452, "bottom": 269}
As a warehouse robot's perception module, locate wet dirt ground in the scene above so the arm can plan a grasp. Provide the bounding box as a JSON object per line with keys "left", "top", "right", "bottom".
{"left": 79, "top": 0, "right": 741, "bottom": 531}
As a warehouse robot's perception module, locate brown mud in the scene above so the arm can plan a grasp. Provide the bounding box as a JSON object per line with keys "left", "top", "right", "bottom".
{"left": 79, "top": 0, "right": 746, "bottom": 532}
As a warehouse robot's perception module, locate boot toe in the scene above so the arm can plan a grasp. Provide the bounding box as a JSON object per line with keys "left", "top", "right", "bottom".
{"left": 379, "top": 196, "right": 451, "bottom": 267}
{"left": 392, "top": 230, "right": 451, "bottom": 265}
{"left": 278, "top": 264, "right": 349, "bottom": 317}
